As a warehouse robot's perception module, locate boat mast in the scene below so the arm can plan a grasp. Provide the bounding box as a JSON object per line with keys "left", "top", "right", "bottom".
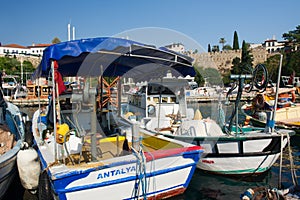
{"left": 271, "top": 54, "right": 283, "bottom": 132}
{"left": 51, "top": 60, "right": 58, "bottom": 161}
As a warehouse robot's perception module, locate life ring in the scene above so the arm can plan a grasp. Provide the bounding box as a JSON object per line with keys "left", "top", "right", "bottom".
{"left": 38, "top": 170, "right": 54, "bottom": 200}
{"left": 147, "top": 104, "right": 156, "bottom": 115}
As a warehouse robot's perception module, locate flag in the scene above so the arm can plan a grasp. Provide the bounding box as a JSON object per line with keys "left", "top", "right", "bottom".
{"left": 53, "top": 61, "right": 66, "bottom": 95}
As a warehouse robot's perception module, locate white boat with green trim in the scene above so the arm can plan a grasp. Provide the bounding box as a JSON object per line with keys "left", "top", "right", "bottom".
{"left": 122, "top": 64, "right": 295, "bottom": 176}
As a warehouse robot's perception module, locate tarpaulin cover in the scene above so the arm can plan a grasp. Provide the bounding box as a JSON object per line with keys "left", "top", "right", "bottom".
{"left": 33, "top": 37, "right": 195, "bottom": 79}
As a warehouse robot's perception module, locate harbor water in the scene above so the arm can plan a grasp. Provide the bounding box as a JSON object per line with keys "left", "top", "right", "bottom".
{"left": 4, "top": 102, "right": 300, "bottom": 200}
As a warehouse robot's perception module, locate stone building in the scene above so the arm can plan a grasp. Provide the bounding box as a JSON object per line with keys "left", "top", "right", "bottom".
{"left": 187, "top": 47, "right": 268, "bottom": 75}
{"left": 0, "top": 43, "right": 50, "bottom": 67}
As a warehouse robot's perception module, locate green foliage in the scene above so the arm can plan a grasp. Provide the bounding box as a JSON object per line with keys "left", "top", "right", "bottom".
{"left": 283, "top": 50, "right": 300, "bottom": 76}
{"left": 197, "top": 67, "right": 223, "bottom": 86}
{"left": 241, "top": 40, "right": 253, "bottom": 68}
{"left": 212, "top": 45, "right": 219, "bottom": 52}
{"left": 193, "top": 66, "right": 205, "bottom": 86}
{"left": 208, "top": 44, "right": 211, "bottom": 52}
{"left": 0, "top": 57, "right": 18, "bottom": 74}
{"left": 263, "top": 54, "right": 281, "bottom": 82}
{"left": 222, "top": 71, "right": 231, "bottom": 86}
{"left": 52, "top": 37, "right": 61, "bottom": 44}
{"left": 231, "top": 57, "right": 242, "bottom": 74}
{"left": 219, "top": 38, "right": 226, "bottom": 50}
{"left": 233, "top": 31, "right": 240, "bottom": 50}
{"left": 0, "top": 57, "right": 35, "bottom": 76}
{"left": 223, "top": 44, "right": 232, "bottom": 51}
{"left": 282, "top": 25, "right": 300, "bottom": 44}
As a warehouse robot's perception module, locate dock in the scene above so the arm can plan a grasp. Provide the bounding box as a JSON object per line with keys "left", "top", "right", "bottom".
{"left": 9, "top": 98, "right": 49, "bottom": 107}
{"left": 186, "top": 93, "right": 255, "bottom": 103}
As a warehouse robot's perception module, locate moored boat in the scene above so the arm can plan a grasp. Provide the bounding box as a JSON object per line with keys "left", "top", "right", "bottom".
{"left": 241, "top": 87, "right": 300, "bottom": 134}
{"left": 0, "top": 93, "right": 27, "bottom": 199}
{"left": 122, "top": 65, "right": 295, "bottom": 176}
{"left": 26, "top": 37, "right": 203, "bottom": 199}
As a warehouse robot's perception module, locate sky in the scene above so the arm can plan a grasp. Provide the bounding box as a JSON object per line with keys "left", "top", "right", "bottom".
{"left": 1, "top": 0, "right": 300, "bottom": 52}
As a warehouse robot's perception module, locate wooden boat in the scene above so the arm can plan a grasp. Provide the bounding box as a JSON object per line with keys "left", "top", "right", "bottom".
{"left": 241, "top": 87, "right": 300, "bottom": 134}
{"left": 121, "top": 68, "right": 295, "bottom": 176}
{"left": 0, "top": 97, "right": 27, "bottom": 198}
{"left": 27, "top": 37, "right": 203, "bottom": 199}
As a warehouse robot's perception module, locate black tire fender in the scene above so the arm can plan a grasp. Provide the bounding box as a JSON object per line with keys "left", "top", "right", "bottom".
{"left": 38, "top": 170, "right": 53, "bottom": 200}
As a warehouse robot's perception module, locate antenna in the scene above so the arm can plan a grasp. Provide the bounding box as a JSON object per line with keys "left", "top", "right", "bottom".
{"left": 68, "top": 23, "right": 71, "bottom": 41}
{"left": 72, "top": 26, "right": 75, "bottom": 40}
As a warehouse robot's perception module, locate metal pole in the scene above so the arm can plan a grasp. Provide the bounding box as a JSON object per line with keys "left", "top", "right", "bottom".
{"left": 21, "top": 56, "right": 23, "bottom": 85}
{"left": 271, "top": 54, "right": 283, "bottom": 132}
{"left": 51, "top": 61, "right": 58, "bottom": 161}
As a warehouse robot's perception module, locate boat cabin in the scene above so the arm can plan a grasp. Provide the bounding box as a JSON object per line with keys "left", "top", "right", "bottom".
{"left": 124, "top": 73, "right": 189, "bottom": 121}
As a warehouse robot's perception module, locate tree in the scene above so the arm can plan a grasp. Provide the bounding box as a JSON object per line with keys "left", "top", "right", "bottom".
{"left": 208, "top": 44, "right": 211, "bottom": 52}
{"left": 283, "top": 50, "right": 300, "bottom": 76}
{"left": 196, "top": 67, "right": 223, "bottom": 86}
{"left": 212, "top": 45, "right": 219, "bottom": 53}
{"left": 264, "top": 54, "right": 281, "bottom": 83}
{"left": 282, "top": 25, "right": 300, "bottom": 45}
{"left": 52, "top": 37, "right": 61, "bottom": 44}
{"left": 223, "top": 44, "right": 232, "bottom": 51}
{"left": 193, "top": 67, "right": 205, "bottom": 86}
{"left": 231, "top": 57, "right": 242, "bottom": 74}
{"left": 241, "top": 40, "right": 253, "bottom": 69}
{"left": 233, "top": 31, "right": 239, "bottom": 50}
{"left": 219, "top": 38, "right": 226, "bottom": 50}
{"left": 204, "top": 68, "right": 223, "bottom": 86}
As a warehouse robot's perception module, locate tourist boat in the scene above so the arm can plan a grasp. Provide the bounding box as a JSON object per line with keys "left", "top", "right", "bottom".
{"left": 241, "top": 87, "right": 300, "bottom": 134}
{"left": 122, "top": 66, "right": 295, "bottom": 176}
{"left": 0, "top": 92, "right": 27, "bottom": 198}
{"left": 2, "top": 75, "right": 27, "bottom": 101}
{"left": 28, "top": 37, "right": 203, "bottom": 199}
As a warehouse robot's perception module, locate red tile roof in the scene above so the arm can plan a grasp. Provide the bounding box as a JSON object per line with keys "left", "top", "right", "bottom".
{"left": 2, "top": 44, "right": 27, "bottom": 49}
{"left": 27, "top": 44, "right": 51, "bottom": 48}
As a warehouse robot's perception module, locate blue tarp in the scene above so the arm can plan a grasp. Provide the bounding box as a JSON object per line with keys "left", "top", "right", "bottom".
{"left": 33, "top": 37, "right": 195, "bottom": 80}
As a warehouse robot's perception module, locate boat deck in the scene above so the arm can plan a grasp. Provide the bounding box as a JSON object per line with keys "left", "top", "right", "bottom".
{"left": 38, "top": 132, "right": 184, "bottom": 169}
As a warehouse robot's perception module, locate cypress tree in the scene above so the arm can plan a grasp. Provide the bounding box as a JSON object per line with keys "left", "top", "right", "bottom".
{"left": 208, "top": 44, "right": 211, "bottom": 52}
{"left": 233, "top": 31, "right": 239, "bottom": 50}
{"left": 241, "top": 40, "right": 253, "bottom": 69}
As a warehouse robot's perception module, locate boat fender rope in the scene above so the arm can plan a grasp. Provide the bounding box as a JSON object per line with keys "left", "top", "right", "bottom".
{"left": 240, "top": 188, "right": 254, "bottom": 200}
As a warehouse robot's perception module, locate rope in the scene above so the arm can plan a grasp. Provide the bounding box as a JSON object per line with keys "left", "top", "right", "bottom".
{"left": 287, "top": 133, "right": 298, "bottom": 186}
{"left": 217, "top": 101, "right": 225, "bottom": 128}
{"left": 279, "top": 133, "right": 283, "bottom": 189}
{"left": 131, "top": 144, "right": 147, "bottom": 200}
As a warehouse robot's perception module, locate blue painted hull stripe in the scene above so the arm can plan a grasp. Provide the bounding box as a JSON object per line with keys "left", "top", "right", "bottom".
{"left": 55, "top": 162, "right": 196, "bottom": 194}
{"left": 123, "top": 184, "right": 185, "bottom": 200}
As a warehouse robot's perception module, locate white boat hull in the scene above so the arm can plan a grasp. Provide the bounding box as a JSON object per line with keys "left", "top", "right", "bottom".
{"left": 0, "top": 142, "right": 20, "bottom": 199}
{"left": 59, "top": 156, "right": 195, "bottom": 200}
{"left": 199, "top": 152, "right": 280, "bottom": 174}
{"left": 0, "top": 102, "right": 25, "bottom": 199}
{"left": 35, "top": 134, "right": 202, "bottom": 200}
{"left": 158, "top": 122, "right": 292, "bottom": 175}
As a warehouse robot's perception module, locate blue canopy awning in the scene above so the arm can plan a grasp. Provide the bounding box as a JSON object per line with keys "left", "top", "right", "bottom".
{"left": 33, "top": 37, "right": 195, "bottom": 80}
